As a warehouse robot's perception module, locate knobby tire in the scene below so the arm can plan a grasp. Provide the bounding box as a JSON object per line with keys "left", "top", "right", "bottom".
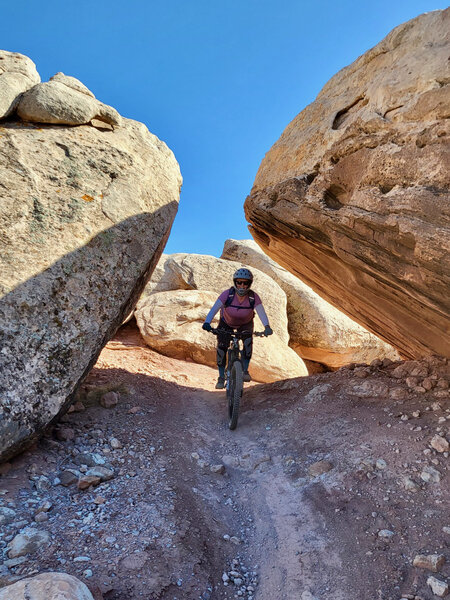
{"left": 228, "top": 361, "right": 243, "bottom": 430}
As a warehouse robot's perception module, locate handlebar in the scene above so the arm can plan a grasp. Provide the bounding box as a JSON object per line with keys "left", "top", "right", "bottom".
{"left": 208, "top": 327, "right": 267, "bottom": 337}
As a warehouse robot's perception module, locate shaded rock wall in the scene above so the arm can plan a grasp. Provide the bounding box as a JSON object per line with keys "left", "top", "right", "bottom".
{"left": 0, "top": 57, "right": 182, "bottom": 461}
{"left": 245, "top": 10, "right": 450, "bottom": 359}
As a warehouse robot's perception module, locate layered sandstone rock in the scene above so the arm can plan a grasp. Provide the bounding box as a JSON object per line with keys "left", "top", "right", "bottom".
{"left": 135, "top": 290, "right": 308, "bottom": 382}
{"left": 0, "top": 572, "right": 94, "bottom": 600}
{"left": 0, "top": 51, "right": 40, "bottom": 118}
{"left": 222, "top": 239, "right": 400, "bottom": 367}
{"left": 137, "top": 253, "right": 289, "bottom": 344}
{"left": 0, "top": 58, "right": 182, "bottom": 461}
{"left": 245, "top": 9, "right": 450, "bottom": 359}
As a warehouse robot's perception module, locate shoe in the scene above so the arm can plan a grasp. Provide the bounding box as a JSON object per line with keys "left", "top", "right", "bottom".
{"left": 243, "top": 371, "right": 251, "bottom": 382}
{"left": 215, "top": 377, "right": 225, "bottom": 389}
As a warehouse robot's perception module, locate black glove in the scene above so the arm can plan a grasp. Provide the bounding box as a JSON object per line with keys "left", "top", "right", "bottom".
{"left": 202, "top": 322, "right": 212, "bottom": 332}
{"left": 264, "top": 325, "right": 273, "bottom": 337}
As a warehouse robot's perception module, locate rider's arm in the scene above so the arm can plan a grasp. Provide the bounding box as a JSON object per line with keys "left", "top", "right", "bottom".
{"left": 255, "top": 303, "right": 270, "bottom": 327}
{"left": 204, "top": 299, "right": 224, "bottom": 324}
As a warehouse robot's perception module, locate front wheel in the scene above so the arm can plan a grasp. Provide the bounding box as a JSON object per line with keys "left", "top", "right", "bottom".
{"left": 228, "top": 361, "right": 243, "bottom": 430}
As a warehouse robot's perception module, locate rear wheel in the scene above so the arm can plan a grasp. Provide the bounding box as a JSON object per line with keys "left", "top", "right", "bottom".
{"left": 228, "top": 361, "right": 243, "bottom": 430}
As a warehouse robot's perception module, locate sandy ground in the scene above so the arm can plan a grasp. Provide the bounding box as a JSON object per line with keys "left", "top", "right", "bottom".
{"left": 0, "top": 322, "right": 449, "bottom": 600}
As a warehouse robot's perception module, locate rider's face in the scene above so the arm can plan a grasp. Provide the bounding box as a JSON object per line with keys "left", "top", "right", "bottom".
{"left": 235, "top": 280, "right": 250, "bottom": 287}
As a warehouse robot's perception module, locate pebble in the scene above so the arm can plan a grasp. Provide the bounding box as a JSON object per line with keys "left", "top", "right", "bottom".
{"left": 430, "top": 434, "right": 449, "bottom": 453}
{"left": 420, "top": 466, "right": 441, "bottom": 483}
{"left": 210, "top": 464, "right": 225, "bottom": 475}
{"left": 378, "top": 529, "right": 394, "bottom": 539}
{"left": 77, "top": 475, "right": 101, "bottom": 490}
{"left": 413, "top": 554, "right": 445, "bottom": 572}
{"left": 109, "top": 437, "right": 122, "bottom": 449}
{"left": 7, "top": 528, "right": 50, "bottom": 558}
{"left": 100, "top": 391, "right": 119, "bottom": 408}
{"left": 427, "top": 576, "right": 449, "bottom": 597}
{"left": 308, "top": 460, "right": 333, "bottom": 476}
{"left": 0, "top": 507, "right": 16, "bottom": 526}
{"left": 74, "top": 556, "right": 91, "bottom": 562}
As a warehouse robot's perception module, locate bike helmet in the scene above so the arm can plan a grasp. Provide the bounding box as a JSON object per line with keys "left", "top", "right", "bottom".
{"left": 233, "top": 267, "right": 253, "bottom": 284}
{"left": 233, "top": 268, "right": 253, "bottom": 295}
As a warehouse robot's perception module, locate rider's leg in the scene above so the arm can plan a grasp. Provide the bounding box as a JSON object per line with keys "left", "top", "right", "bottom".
{"left": 216, "top": 319, "right": 231, "bottom": 388}
{"left": 239, "top": 321, "right": 254, "bottom": 381}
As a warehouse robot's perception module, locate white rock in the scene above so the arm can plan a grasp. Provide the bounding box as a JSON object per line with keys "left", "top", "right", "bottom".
{"left": 7, "top": 528, "right": 50, "bottom": 558}
{"left": 0, "top": 571, "right": 94, "bottom": 599}
{"left": 427, "top": 576, "right": 449, "bottom": 597}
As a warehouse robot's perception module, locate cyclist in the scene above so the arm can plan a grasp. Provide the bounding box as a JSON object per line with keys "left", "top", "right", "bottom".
{"left": 202, "top": 268, "right": 273, "bottom": 389}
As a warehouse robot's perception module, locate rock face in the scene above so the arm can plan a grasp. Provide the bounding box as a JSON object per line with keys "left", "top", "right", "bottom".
{"left": 0, "top": 572, "right": 94, "bottom": 600}
{"left": 0, "top": 56, "right": 182, "bottom": 461}
{"left": 0, "top": 51, "right": 40, "bottom": 118}
{"left": 244, "top": 10, "right": 450, "bottom": 360}
{"left": 221, "top": 239, "right": 400, "bottom": 368}
{"left": 135, "top": 290, "right": 308, "bottom": 382}
{"left": 137, "top": 253, "right": 290, "bottom": 344}
{"left": 17, "top": 76, "right": 121, "bottom": 127}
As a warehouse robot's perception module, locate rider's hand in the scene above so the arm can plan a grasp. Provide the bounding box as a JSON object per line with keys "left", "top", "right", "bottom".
{"left": 264, "top": 325, "right": 273, "bottom": 337}
{"left": 202, "top": 322, "right": 212, "bottom": 332}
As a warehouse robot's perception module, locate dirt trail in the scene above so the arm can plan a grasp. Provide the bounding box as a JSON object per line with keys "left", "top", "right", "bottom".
{"left": 0, "top": 323, "right": 449, "bottom": 600}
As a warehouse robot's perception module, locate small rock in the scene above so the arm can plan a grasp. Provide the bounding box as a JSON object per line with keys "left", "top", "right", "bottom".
{"left": 34, "top": 475, "right": 51, "bottom": 492}
{"left": 0, "top": 507, "right": 16, "bottom": 526}
{"left": 73, "top": 556, "right": 90, "bottom": 562}
{"left": 59, "top": 470, "right": 79, "bottom": 487}
{"left": 191, "top": 452, "right": 200, "bottom": 460}
{"left": 34, "top": 512, "right": 48, "bottom": 523}
{"left": 36, "top": 500, "right": 52, "bottom": 514}
{"left": 230, "top": 536, "right": 241, "bottom": 545}
{"left": 210, "top": 464, "right": 226, "bottom": 475}
{"left": 109, "top": 437, "right": 122, "bottom": 449}
{"left": 77, "top": 475, "right": 101, "bottom": 490}
{"left": 420, "top": 466, "right": 441, "bottom": 483}
{"left": 222, "top": 573, "right": 229, "bottom": 583}
{"left": 378, "top": 529, "right": 394, "bottom": 539}
{"left": 430, "top": 434, "right": 449, "bottom": 453}
{"left": 403, "top": 477, "right": 420, "bottom": 492}
{"left": 93, "top": 496, "right": 106, "bottom": 505}
{"left": 413, "top": 554, "right": 445, "bottom": 572}
{"left": 74, "top": 452, "right": 107, "bottom": 467}
{"left": 7, "top": 528, "right": 50, "bottom": 558}
{"left": 427, "top": 576, "right": 449, "bottom": 597}
{"left": 86, "top": 466, "right": 114, "bottom": 481}
{"left": 100, "top": 391, "right": 119, "bottom": 408}
{"left": 376, "top": 459, "right": 387, "bottom": 470}
{"left": 309, "top": 460, "right": 333, "bottom": 476}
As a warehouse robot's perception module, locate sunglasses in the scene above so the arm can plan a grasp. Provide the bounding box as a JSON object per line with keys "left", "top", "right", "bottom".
{"left": 235, "top": 280, "right": 250, "bottom": 286}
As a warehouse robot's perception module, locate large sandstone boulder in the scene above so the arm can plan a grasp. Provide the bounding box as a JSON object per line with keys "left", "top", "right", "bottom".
{"left": 244, "top": 9, "right": 450, "bottom": 360}
{"left": 221, "top": 239, "right": 400, "bottom": 368}
{"left": 135, "top": 290, "right": 308, "bottom": 383}
{"left": 137, "top": 253, "right": 290, "bottom": 344}
{"left": 0, "top": 51, "right": 40, "bottom": 118}
{"left": 17, "top": 75, "right": 121, "bottom": 126}
{"left": 0, "top": 572, "right": 94, "bottom": 600}
{"left": 0, "top": 63, "right": 182, "bottom": 461}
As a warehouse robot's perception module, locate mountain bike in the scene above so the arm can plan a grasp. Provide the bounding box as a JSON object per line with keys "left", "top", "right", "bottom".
{"left": 210, "top": 328, "right": 266, "bottom": 430}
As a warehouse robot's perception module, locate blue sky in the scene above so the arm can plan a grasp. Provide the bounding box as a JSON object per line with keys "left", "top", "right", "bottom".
{"left": 2, "top": 1, "right": 444, "bottom": 256}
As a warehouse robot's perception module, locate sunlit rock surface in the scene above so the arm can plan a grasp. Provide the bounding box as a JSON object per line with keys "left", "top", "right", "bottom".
{"left": 136, "top": 290, "right": 308, "bottom": 383}
{"left": 245, "top": 9, "right": 450, "bottom": 359}
{"left": 222, "top": 239, "right": 400, "bottom": 368}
